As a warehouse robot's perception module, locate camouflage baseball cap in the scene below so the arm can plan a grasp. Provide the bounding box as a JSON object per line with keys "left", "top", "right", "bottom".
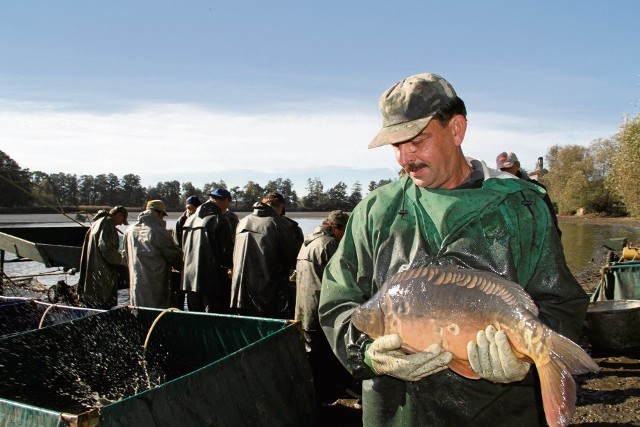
{"left": 369, "top": 73, "right": 458, "bottom": 148}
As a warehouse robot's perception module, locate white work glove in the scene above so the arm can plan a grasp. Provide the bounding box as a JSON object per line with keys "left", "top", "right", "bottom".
{"left": 467, "top": 325, "right": 530, "bottom": 383}
{"left": 366, "top": 334, "right": 453, "bottom": 381}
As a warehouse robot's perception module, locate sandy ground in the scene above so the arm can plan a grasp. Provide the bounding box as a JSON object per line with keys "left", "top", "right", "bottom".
{"left": 571, "top": 349, "right": 640, "bottom": 425}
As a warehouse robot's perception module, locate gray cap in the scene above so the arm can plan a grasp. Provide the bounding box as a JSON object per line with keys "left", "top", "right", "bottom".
{"left": 369, "top": 73, "right": 457, "bottom": 148}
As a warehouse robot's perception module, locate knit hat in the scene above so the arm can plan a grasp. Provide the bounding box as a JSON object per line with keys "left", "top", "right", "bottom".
{"left": 185, "top": 196, "right": 202, "bottom": 208}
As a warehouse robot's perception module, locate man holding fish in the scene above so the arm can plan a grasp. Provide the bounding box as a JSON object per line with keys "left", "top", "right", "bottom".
{"left": 318, "top": 73, "right": 594, "bottom": 426}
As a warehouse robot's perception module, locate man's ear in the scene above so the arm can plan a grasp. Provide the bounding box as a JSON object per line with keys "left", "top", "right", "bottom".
{"left": 450, "top": 115, "right": 467, "bottom": 147}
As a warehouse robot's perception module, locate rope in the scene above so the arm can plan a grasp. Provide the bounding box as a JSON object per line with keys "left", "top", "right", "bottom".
{"left": 143, "top": 307, "right": 181, "bottom": 351}
{"left": 38, "top": 303, "right": 58, "bottom": 329}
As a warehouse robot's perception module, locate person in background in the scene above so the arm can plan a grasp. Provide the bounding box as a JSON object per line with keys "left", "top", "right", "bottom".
{"left": 209, "top": 188, "right": 239, "bottom": 235}
{"left": 77, "top": 206, "right": 128, "bottom": 309}
{"left": 496, "top": 151, "right": 561, "bottom": 236}
{"left": 124, "top": 200, "right": 183, "bottom": 309}
{"left": 174, "top": 195, "right": 202, "bottom": 247}
{"left": 205, "top": 188, "right": 237, "bottom": 313}
{"left": 318, "top": 73, "right": 588, "bottom": 426}
{"left": 231, "top": 192, "right": 302, "bottom": 318}
{"left": 172, "top": 195, "right": 202, "bottom": 308}
{"left": 280, "top": 198, "right": 304, "bottom": 315}
{"left": 181, "top": 190, "right": 234, "bottom": 313}
{"left": 295, "top": 209, "right": 354, "bottom": 404}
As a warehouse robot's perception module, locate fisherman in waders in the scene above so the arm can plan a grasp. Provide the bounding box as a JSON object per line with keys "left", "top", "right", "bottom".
{"left": 230, "top": 192, "right": 302, "bottom": 319}
{"left": 318, "top": 73, "right": 588, "bottom": 426}
{"left": 295, "top": 210, "right": 355, "bottom": 404}
{"left": 173, "top": 195, "right": 202, "bottom": 308}
{"left": 124, "top": 200, "right": 183, "bottom": 309}
{"left": 77, "top": 206, "right": 128, "bottom": 309}
{"left": 181, "top": 190, "right": 234, "bottom": 313}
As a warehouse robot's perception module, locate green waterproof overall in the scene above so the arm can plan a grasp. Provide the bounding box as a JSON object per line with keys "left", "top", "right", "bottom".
{"left": 319, "top": 165, "right": 588, "bottom": 427}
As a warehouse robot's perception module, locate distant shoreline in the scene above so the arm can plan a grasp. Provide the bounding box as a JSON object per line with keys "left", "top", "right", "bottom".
{"left": 557, "top": 215, "right": 640, "bottom": 226}
{"left": 0, "top": 211, "right": 332, "bottom": 226}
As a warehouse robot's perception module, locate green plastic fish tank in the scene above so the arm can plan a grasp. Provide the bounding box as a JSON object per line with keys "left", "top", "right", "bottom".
{"left": 0, "top": 306, "right": 315, "bottom": 426}
{"left": 0, "top": 297, "right": 102, "bottom": 339}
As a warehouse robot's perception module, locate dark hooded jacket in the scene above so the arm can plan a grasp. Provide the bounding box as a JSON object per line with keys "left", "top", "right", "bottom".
{"left": 77, "top": 215, "right": 123, "bottom": 309}
{"left": 174, "top": 209, "right": 190, "bottom": 248}
{"left": 181, "top": 201, "right": 233, "bottom": 301}
{"left": 230, "top": 202, "right": 302, "bottom": 317}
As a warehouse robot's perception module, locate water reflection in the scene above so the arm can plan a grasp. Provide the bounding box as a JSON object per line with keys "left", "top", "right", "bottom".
{"left": 559, "top": 219, "right": 640, "bottom": 273}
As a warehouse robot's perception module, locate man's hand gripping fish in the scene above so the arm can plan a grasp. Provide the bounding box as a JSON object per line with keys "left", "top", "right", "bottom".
{"left": 351, "top": 265, "right": 599, "bottom": 427}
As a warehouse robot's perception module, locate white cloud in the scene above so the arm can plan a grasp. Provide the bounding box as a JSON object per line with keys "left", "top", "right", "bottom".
{"left": 1, "top": 101, "right": 393, "bottom": 177}
{"left": 1, "top": 101, "right": 616, "bottom": 190}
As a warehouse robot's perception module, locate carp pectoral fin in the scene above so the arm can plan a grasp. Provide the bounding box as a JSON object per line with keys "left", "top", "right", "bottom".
{"left": 448, "top": 359, "right": 480, "bottom": 379}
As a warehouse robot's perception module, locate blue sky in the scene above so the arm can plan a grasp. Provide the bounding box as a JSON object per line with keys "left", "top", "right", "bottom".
{"left": 1, "top": 1, "right": 638, "bottom": 195}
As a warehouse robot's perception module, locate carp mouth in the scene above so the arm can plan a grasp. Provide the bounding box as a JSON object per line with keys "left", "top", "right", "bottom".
{"left": 351, "top": 298, "right": 385, "bottom": 338}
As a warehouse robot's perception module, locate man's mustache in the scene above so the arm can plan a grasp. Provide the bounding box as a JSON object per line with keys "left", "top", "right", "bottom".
{"left": 405, "top": 162, "right": 428, "bottom": 172}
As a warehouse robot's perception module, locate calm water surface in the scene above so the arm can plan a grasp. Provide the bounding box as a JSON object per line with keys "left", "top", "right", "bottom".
{"left": 2, "top": 214, "right": 640, "bottom": 297}
{"left": 559, "top": 220, "right": 640, "bottom": 272}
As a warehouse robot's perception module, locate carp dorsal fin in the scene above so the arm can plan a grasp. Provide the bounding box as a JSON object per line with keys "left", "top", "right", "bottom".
{"left": 388, "top": 265, "right": 539, "bottom": 316}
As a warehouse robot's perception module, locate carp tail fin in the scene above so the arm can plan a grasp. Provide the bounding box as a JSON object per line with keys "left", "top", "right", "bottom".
{"left": 537, "top": 332, "right": 600, "bottom": 427}
{"left": 549, "top": 333, "right": 600, "bottom": 375}
{"left": 537, "top": 357, "right": 576, "bottom": 427}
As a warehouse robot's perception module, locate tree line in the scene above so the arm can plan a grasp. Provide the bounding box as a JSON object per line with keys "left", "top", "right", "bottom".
{"left": 541, "top": 114, "right": 640, "bottom": 218}
{"left": 0, "top": 150, "right": 393, "bottom": 212}
{"left": 1, "top": 113, "right": 638, "bottom": 217}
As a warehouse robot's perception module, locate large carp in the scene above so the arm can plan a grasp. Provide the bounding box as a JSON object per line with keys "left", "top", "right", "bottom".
{"left": 351, "top": 265, "right": 599, "bottom": 427}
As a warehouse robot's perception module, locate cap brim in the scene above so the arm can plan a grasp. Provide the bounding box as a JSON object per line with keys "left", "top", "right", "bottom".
{"left": 497, "top": 162, "right": 514, "bottom": 169}
{"left": 368, "top": 116, "right": 432, "bottom": 148}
